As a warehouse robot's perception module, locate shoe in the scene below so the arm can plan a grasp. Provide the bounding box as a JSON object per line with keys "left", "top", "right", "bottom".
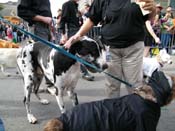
{"left": 82, "top": 73, "right": 95, "bottom": 81}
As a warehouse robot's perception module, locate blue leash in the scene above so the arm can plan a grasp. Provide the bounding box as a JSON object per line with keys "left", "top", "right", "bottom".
{"left": 0, "top": 17, "right": 133, "bottom": 87}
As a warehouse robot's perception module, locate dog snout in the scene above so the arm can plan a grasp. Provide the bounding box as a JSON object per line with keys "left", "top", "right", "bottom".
{"left": 102, "top": 63, "right": 108, "bottom": 70}
{"left": 168, "top": 60, "right": 173, "bottom": 64}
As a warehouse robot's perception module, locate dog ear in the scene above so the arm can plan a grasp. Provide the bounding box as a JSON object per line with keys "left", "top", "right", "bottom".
{"left": 170, "top": 76, "right": 175, "bottom": 100}
{"left": 43, "top": 118, "right": 63, "bottom": 131}
{"left": 163, "top": 75, "right": 175, "bottom": 105}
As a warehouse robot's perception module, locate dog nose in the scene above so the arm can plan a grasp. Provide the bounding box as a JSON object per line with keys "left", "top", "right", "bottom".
{"left": 169, "top": 61, "right": 173, "bottom": 64}
{"left": 102, "top": 63, "right": 108, "bottom": 70}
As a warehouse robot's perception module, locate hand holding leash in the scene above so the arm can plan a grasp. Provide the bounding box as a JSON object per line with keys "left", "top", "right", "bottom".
{"left": 60, "top": 34, "right": 68, "bottom": 44}
{"left": 155, "top": 37, "right": 161, "bottom": 44}
{"left": 64, "top": 34, "right": 81, "bottom": 49}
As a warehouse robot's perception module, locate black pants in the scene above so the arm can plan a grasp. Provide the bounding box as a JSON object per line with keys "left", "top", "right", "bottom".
{"left": 34, "top": 22, "right": 53, "bottom": 86}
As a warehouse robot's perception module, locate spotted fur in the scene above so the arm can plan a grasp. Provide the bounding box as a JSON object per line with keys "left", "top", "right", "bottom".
{"left": 17, "top": 36, "right": 108, "bottom": 124}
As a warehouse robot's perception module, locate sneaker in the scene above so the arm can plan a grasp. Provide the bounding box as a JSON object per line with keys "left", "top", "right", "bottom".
{"left": 82, "top": 73, "right": 95, "bottom": 81}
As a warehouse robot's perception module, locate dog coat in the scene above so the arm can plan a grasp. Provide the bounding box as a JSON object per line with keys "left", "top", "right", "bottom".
{"left": 58, "top": 93, "right": 160, "bottom": 131}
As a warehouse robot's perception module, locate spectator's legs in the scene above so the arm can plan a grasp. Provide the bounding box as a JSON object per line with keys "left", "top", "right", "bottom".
{"left": 122, "top": 41, "right": 144, "bottom": 93}
{"left": 105, "top": 41, "right": 144, "bottom": 98}
{"left": 81, "top": 65, "right": 94, "bottom": 81}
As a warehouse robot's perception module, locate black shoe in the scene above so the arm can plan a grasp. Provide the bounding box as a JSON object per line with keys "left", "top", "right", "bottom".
{"left": 82, "top": 73, "right": 95, "bottom": 81}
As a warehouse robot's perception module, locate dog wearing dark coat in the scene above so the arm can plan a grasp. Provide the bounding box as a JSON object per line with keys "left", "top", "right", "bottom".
{"left": 44, "top": 71, "right": 175, "bottom": 131}
{"left": 17, "top": 36, "right": 108, "bottom": 124}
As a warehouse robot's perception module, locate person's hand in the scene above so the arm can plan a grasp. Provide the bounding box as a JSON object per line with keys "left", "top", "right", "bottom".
{"left": 142, "top": 0, "right": 156, "bottom": 12}
{"left": 42, "top": 17, "right": 52, "bottom": 25}
{"left": 155, "top": 37, "right": 161, "bottom": 44}
{"left": 60, "top": 34, "right": 68, "bottom": 44}
{"left": 64, "top": 34, "right": 81, "bottom": 49}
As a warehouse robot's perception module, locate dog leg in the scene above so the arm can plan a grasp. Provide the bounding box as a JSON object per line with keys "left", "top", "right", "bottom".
{"left": 67, "top": 90, "right": 79, "bottom": 106}
{"left": 55, "top": 88, "right": 66, "bottom": 113}
{"left": 24, "top": 82, "right": 38, "bottom": 124}
{"left": 35, "top": 94, "right": 50, "bottom": 105}
{"left": 33, "top": 75, "right": 50, "bottom": 105}
{"left": 17, "top": 44, "right": 38, "bottom": 123}
{"left": 0, "top": 65, "right": 11, "bottom": 77}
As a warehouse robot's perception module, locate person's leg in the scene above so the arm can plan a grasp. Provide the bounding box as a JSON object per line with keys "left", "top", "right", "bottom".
{"left": 161, "top": 33, "right": 166, "bottom": 49}
{"left": 34, "top": 22, "right": 50, "bottom": 41}
{"left": 81, "top": 64, "right": 95, "bottom": 81}
{"left": 143, "top": 46, "right": 150, "bottom": 57}
{"left": 122, "top": 41, "right": 144, "bottom": 94}
{"left": 105, "top": 48, "right": 122, "bottom": 98}
{"left": 34, "top": 22, "right": 54, "bottom": 90}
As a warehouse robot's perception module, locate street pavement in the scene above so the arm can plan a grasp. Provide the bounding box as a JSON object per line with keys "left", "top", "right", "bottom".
{"left": 0, "top": 56, "right": 175, "bottom": 131}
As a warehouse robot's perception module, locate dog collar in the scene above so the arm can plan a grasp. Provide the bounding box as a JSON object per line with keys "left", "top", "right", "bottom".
{"left": 159, "top": 62, "right": 164, "bottom": 67}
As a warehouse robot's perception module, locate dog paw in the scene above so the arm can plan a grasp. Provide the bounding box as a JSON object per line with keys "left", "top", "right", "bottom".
{"left": 61, "top": 108, "right": 66, "bottom": 114}
{"left": 47, "top": 87, "right": 56, "bottom": 95}
{"left": 27, "top": 114, "right": 37, "bottom": 124}
{"left": 40, "top": 99, "right": 50, "bottom": 105}
{"left": 5, "top": 74, "right": 11, "bottom": 77}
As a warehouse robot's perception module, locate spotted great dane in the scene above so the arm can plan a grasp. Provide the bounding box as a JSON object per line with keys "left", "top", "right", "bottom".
{"left": 17, "top": 36, "right": 108, "bottom": 124}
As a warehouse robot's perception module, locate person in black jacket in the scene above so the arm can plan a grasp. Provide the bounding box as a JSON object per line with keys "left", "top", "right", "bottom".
{"left": 60, "top": 0, "right": 95, "bottom": 81}
{"left": 17, "top": 0, "right": 54, "bottom": 88}
{"left": 64, "top": 0, "right": 156, "bottom": 97}
{"left": 17, "top": 0, "right": 52, "bottom": 41}
{"left": 44, "top": 70, "right": 175, "bottom": 131}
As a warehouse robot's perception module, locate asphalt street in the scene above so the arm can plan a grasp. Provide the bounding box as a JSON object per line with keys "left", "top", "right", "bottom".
{"left": 0, "top": 56, "right": 175, "bottom": 131}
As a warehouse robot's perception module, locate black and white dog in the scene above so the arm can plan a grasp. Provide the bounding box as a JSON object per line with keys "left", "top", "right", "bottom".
{"left": 17, "top": 36, "right": 108, "bottom": 124}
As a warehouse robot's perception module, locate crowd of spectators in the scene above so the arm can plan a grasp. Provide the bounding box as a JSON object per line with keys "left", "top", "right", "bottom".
{"left": 0, "top": 20, "right": 28, "bottom": 43}
{"left": 152, "top": 4, "right": 175, "bottom": 50}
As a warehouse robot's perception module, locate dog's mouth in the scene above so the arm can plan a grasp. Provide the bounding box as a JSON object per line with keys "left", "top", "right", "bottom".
{"left": 81, "top": 55, "right": 108, "bottom": 73}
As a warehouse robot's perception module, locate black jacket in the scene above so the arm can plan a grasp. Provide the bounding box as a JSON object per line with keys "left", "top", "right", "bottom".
{"left": 60, "top": 0, "right": 80, "bottom": 34}
{"left": 59, "top": 94, "right": 160, "bottom": 131}
{"left": 88, "top": 0, "right": 148, "bottom": 48}
{"left": 17, "top": 0, "right": 52, "bottom": 25}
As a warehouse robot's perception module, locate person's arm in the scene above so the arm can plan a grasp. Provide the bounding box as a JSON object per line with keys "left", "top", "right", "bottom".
{"left": 64, "top": 18, "right": 94, "bottom": 49}
{"left": 59, "top": 2, "right": 70, "bottom": 44}
{"left": 18, "top": 0, "right": 52, "bottom": 25}
{"left": 32, "top": 15, "right": 52, "bottom": 25}
{"left": 145, "top": 20, "right": 160, "bottom": 43}
{"left": 17, "top": 0, "right": 35, "bottom": 24}
{"left": 142, "top": 0, "right": 156, "bottom": 20}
